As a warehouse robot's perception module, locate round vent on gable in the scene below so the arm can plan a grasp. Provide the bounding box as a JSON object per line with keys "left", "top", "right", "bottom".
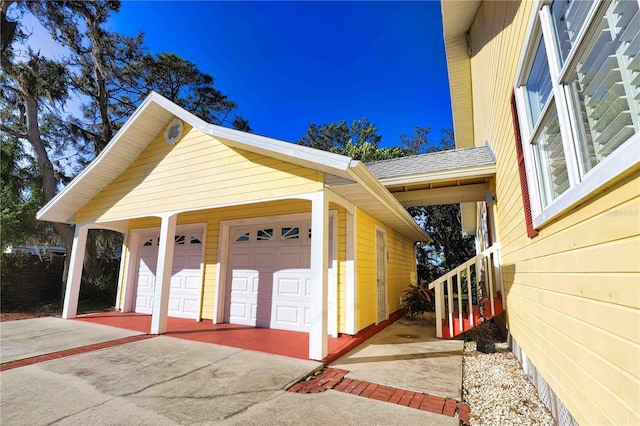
{"left": 164, "top": 118, "right": 184, "bottom": 145}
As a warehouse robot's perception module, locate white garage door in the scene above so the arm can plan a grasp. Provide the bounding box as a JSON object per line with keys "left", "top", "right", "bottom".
{"left": 134, "top": 228, "right": 204, "bottom": 319}
{"left": 225, "top": 222, "right": 312, "bottom": 332}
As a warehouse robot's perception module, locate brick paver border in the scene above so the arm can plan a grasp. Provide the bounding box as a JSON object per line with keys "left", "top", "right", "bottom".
{"left": 288, "top": 367, "right": 470, "bottom": 424}
{"left": 0, "top": 334, "right": 155, "bottom": 372}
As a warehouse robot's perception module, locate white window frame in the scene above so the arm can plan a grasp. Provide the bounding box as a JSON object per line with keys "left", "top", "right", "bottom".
{"left": 514, "top": 0, "right": 640, "bottom": 229}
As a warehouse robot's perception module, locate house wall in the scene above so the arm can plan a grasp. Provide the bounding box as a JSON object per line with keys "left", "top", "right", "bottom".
{"left": 76, "top": 126, "right": 323, "bottom": 223}
{"left": 355, "top": 208, "right": 416, "bottom": 331}
{"left": 467, "top": 1, "right": 640, "bottom": 424}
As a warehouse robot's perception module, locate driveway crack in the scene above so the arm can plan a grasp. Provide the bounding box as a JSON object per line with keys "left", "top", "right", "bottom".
{"left": 43, "top": 349, "right": 244, "bottom": 425}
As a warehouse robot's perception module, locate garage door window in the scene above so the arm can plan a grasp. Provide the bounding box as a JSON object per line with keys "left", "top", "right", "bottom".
{"left": 141, "top": 233, "right": 202, "bottom": 248}
{"left": 282, "top": 227, "right": 299, "bottom": 240}
{"left": 257, "top": 228, "right": 274, "bottom": 241}
{"left": 231, "top": 225, "right": 311, "bottom": 244}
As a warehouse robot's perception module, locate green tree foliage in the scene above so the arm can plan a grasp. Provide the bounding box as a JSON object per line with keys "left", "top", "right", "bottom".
{"left": 0, "top": 135, "right": 47, "bottom": 248}
{"left": 409, "top": 204, "right": 475, "bottom": 284}
{"left": 1, "top": 3, "right": 76, "bottom": 259}
{"left": 118, "top": 52, "right": 251, "bottom": 132}
{"left": 297, "top": 118, "right": 382, "bottom": 152}
{"left": 332, "top": 140, "right": 411, "bottom": 163}
{"left": 1, "top": 0, "right": 252, "bottom": 286}
{"left": 399, "top": 125, "right": 432, "bottom": 155}
{"left": 298, "top": 117, "right": 412, "bottom": 162}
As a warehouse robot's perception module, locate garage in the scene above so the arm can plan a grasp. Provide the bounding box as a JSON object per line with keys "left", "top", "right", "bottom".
{"left": 224, "top": 219, "right": 313, "bottom": 332}
{"left": 133, "top": 226, "right": 205, "bottom": 319}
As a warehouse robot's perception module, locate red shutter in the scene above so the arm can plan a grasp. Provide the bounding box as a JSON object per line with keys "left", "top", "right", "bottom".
{"left": 510, "top": 91, "right": 539, "bottom": 238}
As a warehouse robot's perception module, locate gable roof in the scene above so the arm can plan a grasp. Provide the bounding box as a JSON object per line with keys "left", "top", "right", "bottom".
{"left": 366, "top": 144, "right": 496, "bottom": 186}
{"left": 37, "top": 92, "right": 429, "bottom": 241}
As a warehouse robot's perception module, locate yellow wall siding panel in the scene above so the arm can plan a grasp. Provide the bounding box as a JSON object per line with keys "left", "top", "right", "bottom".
{"left": 129, "top": 217, "right": 162, "bottom": 229}
{"left": 467, "top": 1, "right": 639, "bottom": 423}
{"left": 76, "top": 127, "right": 323, "bottom": 223}
{"left": 333, "top": 206, "right": 348, "bottom": 333}
{"left": 513, "top": 237, "right": 639, "bottom": 274}
{"left": 507, "top": 304, "right": 638, "bottom": 425}
{"left": 356, "top": 209, "right": 376, "bottom": 329}
{"left": 511, "top": 284, "right": 639, "bottom": 364}
{"left": 510, "top": 272, "right": 639, "bottom": 310}
{"left": 505, "top": 197, "right": 640, "bottom": 267}
{"left": 447, "top": 35, "right": 475, "bottom": 148}
{"left": 355, "top": 207, "right": 415, "bottom": 331}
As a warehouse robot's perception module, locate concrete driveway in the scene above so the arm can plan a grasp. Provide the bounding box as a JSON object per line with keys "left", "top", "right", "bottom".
{"left": 1, "top": 317, "right": 457, "bottom": 425}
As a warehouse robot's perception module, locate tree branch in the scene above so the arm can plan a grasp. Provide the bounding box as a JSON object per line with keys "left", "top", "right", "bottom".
{"left": 0, "top": 123, "right": 28, "bottom": 140}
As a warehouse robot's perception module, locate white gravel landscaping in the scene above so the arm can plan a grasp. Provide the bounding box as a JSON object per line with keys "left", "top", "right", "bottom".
{"left": 462, "top": 322, "right": 556, "bottom": 426}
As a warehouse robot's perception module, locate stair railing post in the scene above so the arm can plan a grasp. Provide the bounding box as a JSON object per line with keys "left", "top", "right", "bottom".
{"left": 476, "top": 256, "right": 483, "bottom": 320}
{"left": 446, "top": 277, "right": 454, "bottom": 338}
{"left": 467, "top": 263, "right": 473, "bottom": 328}
{"left": 434, "top": 280, "right": 443, "bottom": 338}
{"left": 456, "top": 271, "right": 463, "bottom": 333}
{"left": 494, "top": 245, "right": 504, "bottom": 309}
{"left": 487, "top": 254, "right": 495, "bottom": 317}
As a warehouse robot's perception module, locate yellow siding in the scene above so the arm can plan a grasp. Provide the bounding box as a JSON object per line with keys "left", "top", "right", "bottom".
{"left": 76, "top": 126, "right": 323, "bottom": 223}
{"left": 331, "top": 204, "right": 349, "bottom": 334}
{"left": 446, "top": 34, "right": 475, "bottom": 148}
{"left": 355, "top": 208, "right": 415, "bottom": 331}
{"left": 468, "top": 2, "right": 640, "bottom": 424}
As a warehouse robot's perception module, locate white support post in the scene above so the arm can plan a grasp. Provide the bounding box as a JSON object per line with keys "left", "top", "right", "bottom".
{"left": 62, "top": 225, "right": 89, "bottom": 319}
{"left": 113, "top": 234, "right": 129, "bottom": 311}
{"left": 150, "top": 214, "right": 177, "bottom": 335}
{"left": 122, "top": 232, "right": 140, "bottom": 313}
{"left": 309, "top": 191, "right": 329, "bottom": 360}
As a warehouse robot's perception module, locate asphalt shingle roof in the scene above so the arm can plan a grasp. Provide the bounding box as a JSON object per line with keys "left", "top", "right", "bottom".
{"left": 365, "top": 145, "right": 495, "bottom": 179}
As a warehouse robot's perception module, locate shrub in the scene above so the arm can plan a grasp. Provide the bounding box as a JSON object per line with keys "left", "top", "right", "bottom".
{"left": 80, "top": 273, "right": 117, "bottom": 304}
{"left": 401, "top": 281, "right": 434, "bottom": 318}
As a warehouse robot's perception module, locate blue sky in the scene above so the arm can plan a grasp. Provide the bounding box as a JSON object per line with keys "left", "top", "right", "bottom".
{"left": 109, "top": 1, "right": 452, "bottom": 147}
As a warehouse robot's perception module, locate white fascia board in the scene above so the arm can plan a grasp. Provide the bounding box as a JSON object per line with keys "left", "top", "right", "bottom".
{"left": 37, "top": 92, "right": 168, "bottom": 223}
{"left": 348, "top": 163, "right": 431, "bottom": 242}
{"left": 143, "top": 93, "right": 356, "bottom": 174}
{"left": 203, "top": 125, "right": 354, "bottom": 172}
{"left": 377, "top": 164, "right": 496, "bottom": 187}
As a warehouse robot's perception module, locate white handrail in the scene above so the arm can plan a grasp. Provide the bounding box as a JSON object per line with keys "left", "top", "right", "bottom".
{"left": 427, "top": 243, "right": 502, "bottom": 338}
